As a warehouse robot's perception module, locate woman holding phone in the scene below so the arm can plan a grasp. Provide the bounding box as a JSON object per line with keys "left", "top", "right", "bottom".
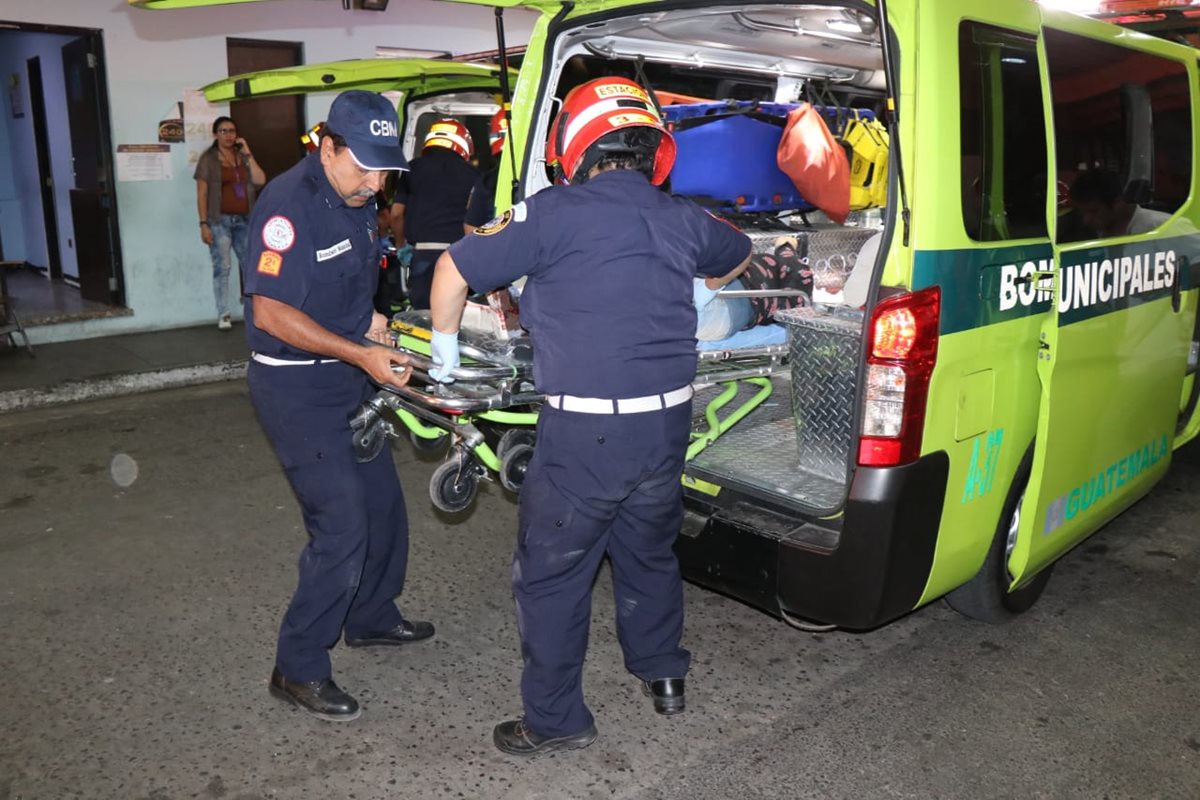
{"left": 194, "top": 116, "right": 266, "bottom": 330}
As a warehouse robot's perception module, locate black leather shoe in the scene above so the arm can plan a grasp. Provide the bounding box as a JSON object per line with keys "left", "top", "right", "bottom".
{"left": 344, "top": 619, "right": 435, "bottom": 647}
{"left": 493, "top": 718, "right": 598, "bottom": 757}
{"left": 642, "top": 677, "right": 686, "bottom": 715}
{"left": 268, "top": 667, "right": 360, "bottom": 722}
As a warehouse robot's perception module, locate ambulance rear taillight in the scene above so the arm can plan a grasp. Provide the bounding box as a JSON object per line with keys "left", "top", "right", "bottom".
{"left": 858, "top": 287, "right": 940, "bottom": 467}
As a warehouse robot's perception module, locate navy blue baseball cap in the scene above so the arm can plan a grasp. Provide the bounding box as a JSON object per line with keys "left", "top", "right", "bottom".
{"left": 326, "top": 90, "right": 408, "bottom": 171}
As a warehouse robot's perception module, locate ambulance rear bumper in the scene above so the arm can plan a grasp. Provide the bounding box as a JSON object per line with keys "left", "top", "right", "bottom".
{"left": 677, "top": 451, "right": 948, "bottom": 631}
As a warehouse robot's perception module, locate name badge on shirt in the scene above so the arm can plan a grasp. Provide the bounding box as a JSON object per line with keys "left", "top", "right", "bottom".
{"left": 316, "top": 239, "right": 353, "bottom": 262}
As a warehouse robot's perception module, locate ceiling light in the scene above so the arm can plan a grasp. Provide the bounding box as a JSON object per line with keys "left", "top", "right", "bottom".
{"left": 1037, "top": 0, "right": 1102, "bottom": 12}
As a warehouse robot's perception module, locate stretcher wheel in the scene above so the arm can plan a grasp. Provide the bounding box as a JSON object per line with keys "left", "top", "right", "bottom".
{"left": 499, "top": 443, "right": 534, "bottom": 493}
{"left": 409, "top": 429, "right": 450, "bottom": 453}
{"left": 496, "top": 428, "right": 536, "bottom": 463}
{"left": 350, "top": 405, "right": 389, "bottom": 463}
{"left": 430, "top": 457, "right": 479, "bottom": 514}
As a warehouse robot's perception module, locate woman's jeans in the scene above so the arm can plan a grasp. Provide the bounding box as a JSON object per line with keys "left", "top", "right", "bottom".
{"left": 207, "top": 214, "right": 249, "bottom": 317}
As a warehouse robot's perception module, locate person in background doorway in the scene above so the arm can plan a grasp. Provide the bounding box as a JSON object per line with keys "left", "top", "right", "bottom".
{"left": 195, "top": 116, "right": 266, "bottom": 330}
{"left": 390, "top": 119, "right": 483, "bottom": 308}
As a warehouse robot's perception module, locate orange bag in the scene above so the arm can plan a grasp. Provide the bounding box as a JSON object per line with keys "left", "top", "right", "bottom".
{"left": 776, "top": 103, "right": 851, "bottom": 224}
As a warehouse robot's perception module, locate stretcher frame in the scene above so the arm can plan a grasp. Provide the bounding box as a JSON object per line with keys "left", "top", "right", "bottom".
{"left": 351, "top": 313, "right": 790, "bottom": 513}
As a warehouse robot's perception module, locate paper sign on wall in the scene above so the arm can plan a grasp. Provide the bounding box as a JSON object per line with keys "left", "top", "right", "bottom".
{"left": 117, "top": 144, "right": 173, "bottom": 182}
{"left": 8, "top": 73, "right": 24, "bottom": 119}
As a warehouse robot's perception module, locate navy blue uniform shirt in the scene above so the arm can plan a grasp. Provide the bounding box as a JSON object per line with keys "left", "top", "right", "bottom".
{"left": 448, "top": 169, "right": 752, "bottom": 398}
{"left": 394, "top": 148, "right": 483, "bottom": 245}
{"left": 243, "top": 152, "right": 381, "bottom": 360}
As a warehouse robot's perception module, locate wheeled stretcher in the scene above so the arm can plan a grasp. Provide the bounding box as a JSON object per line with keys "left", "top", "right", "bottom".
{"left": 350, "top": 309, "right": 790, "bottom": 513}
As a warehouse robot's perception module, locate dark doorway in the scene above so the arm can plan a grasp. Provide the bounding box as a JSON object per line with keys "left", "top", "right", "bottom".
{"left": 63, "top": 33, "right": 123, "bottom": 306}
{"left": 226, "top": 39, "right": 306, "bottom": 182}
{"left": 26, "top": 56, "right": 62, "bottom": 282}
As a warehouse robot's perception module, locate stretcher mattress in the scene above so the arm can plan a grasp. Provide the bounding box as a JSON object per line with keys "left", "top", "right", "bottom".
{"left": 697, "top": 323, "right": 787, "bottom": 351}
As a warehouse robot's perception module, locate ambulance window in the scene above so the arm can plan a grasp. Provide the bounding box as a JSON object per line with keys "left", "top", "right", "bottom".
{"left": 1044, "top": 29, "right": 1193, "bottom": 243}
{"left": 959, "top": 23, "right": 1048, "bottom": 243}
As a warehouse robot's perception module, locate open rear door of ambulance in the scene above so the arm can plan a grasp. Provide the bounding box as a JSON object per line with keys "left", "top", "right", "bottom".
{"left": 1008, "top": 15, "right": 1200, "bottom": 587}
{"left": 130, "top": 0, "right": 272, "bottom": 7}
{"left": 201, "top": 59, "right": 512, "bottom": 104}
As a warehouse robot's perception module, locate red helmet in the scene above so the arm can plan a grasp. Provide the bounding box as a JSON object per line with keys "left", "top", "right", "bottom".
{"left": 545, "top": 77, "right": 675, "bottom": 186}
{"left": 423, "top": 118, "right": 473, "bottom": 161}
{"left": 489, "top": 108, "right": 509, "bottom": 157}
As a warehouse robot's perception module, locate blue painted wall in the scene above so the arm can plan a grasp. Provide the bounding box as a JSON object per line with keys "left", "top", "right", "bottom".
{"left": 0, "top": 0, "right": 533, "bottom": 344}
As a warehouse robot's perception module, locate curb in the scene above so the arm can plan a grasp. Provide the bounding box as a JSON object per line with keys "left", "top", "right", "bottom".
{"left": 0, "top": 359, "right": 248, "bottom": 414}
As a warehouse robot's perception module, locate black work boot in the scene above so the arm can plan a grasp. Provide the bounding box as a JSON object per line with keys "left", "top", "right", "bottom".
{"left": 492, "top": 718, "right": 598, "bottom": 757}
{"left": 268, "top": 667, "right": 361, "bottom": 722}
{"left": 344, "top": 619, "right": 435, "bottom": 647}
{"left": 642, "top": 677, "right": 686, "bottom": 715}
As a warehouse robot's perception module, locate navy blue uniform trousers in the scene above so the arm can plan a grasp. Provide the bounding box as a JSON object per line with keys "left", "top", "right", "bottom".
{"left": 248, "top": 360, "right": 408, "bottom": 682}
{"left": 406, "top": 249, "right": 442, "bottom": 310}
{"left": 515, "top": 402, "right": 693, "bottom": 737}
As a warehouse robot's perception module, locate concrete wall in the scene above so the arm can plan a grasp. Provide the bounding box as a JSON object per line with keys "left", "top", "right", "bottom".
{"left": 0, "top": 0, "right": 534, "bottom": 344}
{"left": 0, "top": 30, "right": 82, "bottom": 279}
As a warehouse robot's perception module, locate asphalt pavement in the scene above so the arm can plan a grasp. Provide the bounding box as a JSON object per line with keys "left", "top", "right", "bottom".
{"left": 0, "top": 383, "right": 1197, "bottom": 800}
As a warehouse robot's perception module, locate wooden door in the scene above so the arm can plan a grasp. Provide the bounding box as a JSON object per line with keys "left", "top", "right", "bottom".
{"left": 226, "top": 38, "right": 305, "bottom": 183}
{"left": 62, "top": 34, "right": 122, "bottom": 305}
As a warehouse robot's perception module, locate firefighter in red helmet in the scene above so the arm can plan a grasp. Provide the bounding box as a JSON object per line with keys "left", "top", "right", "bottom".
{"left": 390, "top": 118, "right": 483, "bottom": 308}
{"left": 465, "top": 107, "right": 510, "bottom": 232}
{"left": 428, "top": 77, "right": 753, "bottom": 756}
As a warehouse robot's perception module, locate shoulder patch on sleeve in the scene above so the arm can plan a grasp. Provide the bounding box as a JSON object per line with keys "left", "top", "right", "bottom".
{"left": 257, "top": 250, "right": 283, "bottom": 276}
{"left": 473, "top": 210, "right": 512, "bottom": 237}
{"left": 262, "top": 216, "right": 296, "bottom": 252}
{"left": 473, "top": 201, "right": 527, "bottom": 237}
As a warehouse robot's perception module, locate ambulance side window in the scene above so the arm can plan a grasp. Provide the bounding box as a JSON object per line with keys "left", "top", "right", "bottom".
{"left": 1044, "top": 29, "right": 1193, "bottom": 244}
{"left": 959, "top": 23, "right": 1048, "bottom": 243}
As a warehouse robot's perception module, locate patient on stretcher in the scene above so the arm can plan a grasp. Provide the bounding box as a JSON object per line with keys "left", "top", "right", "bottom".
{"left": 452, "top": 230, "right": 880, "bottom": 349}
{"left": 695, "top": 231, "right": 880, "bottom": 347}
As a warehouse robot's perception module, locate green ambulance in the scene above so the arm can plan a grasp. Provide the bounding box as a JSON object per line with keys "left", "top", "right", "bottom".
{"left": 452, "top": 0, "right": 1200, "bottom": 630}
{"left": 142, "top": 0, "right": 1200, "bottom": 630}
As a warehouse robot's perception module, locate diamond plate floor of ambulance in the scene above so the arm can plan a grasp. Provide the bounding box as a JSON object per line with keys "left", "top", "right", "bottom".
{"left": 688, "top": 377, "right": 848, "bottom": 511}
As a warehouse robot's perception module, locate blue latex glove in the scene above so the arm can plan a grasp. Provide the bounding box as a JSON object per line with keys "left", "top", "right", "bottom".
{"left": 396, "top": 243, "right": 414, "bottom": 269}
{"left": 429, "top": 329, "right": 460, "bottom": 383}
{"left": 693, "top": 277, "right": 721, "bottom": 311}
